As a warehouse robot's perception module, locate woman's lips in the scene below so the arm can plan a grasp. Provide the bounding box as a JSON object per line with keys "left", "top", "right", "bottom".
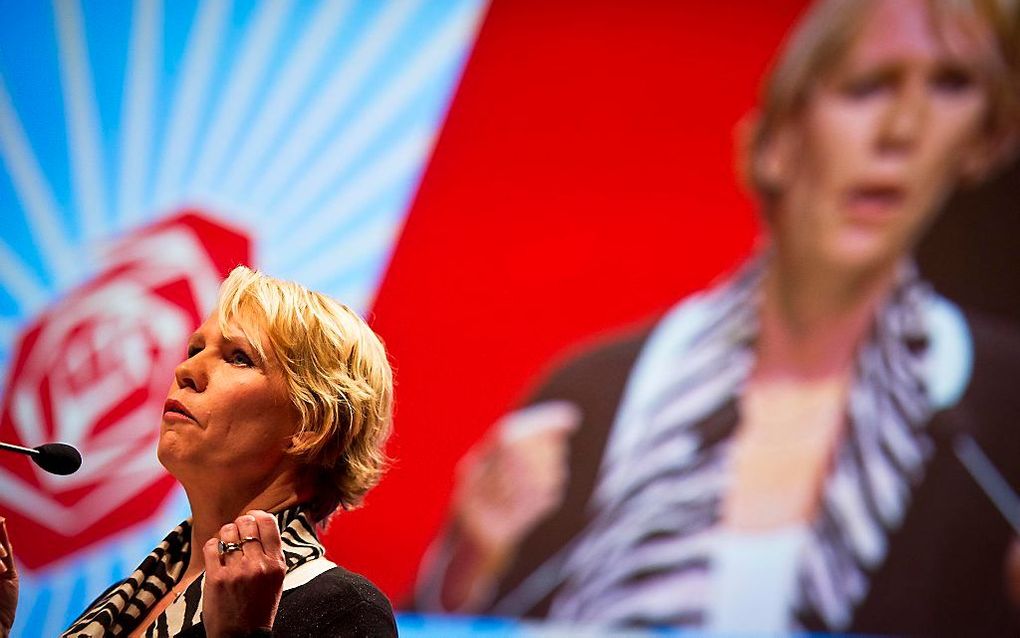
{"left": 163, "top": 398, "right": 197, "bottom": 423}
{"left": 845, "top": 186, "right": 905, "bottom": 220}
{"left": 162, "top": 412, "right": 195, "bottom": 424}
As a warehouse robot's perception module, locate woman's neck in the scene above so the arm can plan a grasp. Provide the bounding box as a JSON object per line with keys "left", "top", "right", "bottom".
{"left": 180, "top": 469, "right": 304, "bottom": 581}
{"left": 756, "top": 253, "right": 900, "bottom": 381}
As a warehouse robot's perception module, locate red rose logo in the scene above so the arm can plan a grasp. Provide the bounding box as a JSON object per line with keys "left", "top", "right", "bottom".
{"left": 0, "top": 212, "right": 251, "bottom": 570}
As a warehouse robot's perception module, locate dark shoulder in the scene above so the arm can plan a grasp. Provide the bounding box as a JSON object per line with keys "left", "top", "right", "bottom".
{"left": 526, "top": 326, "right": 652, "bottom": 405}
{"left": 960, "top": 309, "right": 1020, "bottom": 416}
{"left": 288, "top": 565, "right": 393, "bottom": 611}
{"left": 274, "top": 566, "right": 397, "bottom": 637}
{"left": 953, "top": 309, "right": 1020, "bottom": 483}
{"left": 965, "top": 308, "right": 1020, "bottom": 371}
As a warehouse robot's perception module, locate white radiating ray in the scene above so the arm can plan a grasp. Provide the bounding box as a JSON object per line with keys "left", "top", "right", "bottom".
{"left": 53, "top": 0, "right": 110, "bottom": 243}
{"left": 152, "top": 0, "right": 230, "bottom": 211}
{"left": 0, "top": 238, "right": 47, "bottom": 315}
{"left": 7, "top": 571, "right": 46, "bottom": 637}
{"left": 214, "top": 0, "right": 354, "bottom": 199}
{"left": 255, "top": 0, "right": 483, "bottom": 215}
{"left": 239, "top": 0, "right": 423, "bottom": 205}
{"left": 267, "top": 123, "right": 433, "bottom": 256}
{"left": 12, "top": 384, "right": 45, "bottom": 448}
{"left": 0, "top": 78, "right": 78, "bottom": 289}
{"left": 78, "top": 556, "right": 104, "bottom": 620}
{"left": 39, "top": 574, "right": 73, "bottom": 638}
{"left": 116, "top": 0, "right": 162, "bottom": 228}
{"left": 186, "top": 0, "right": 294, "bottom": 196}
{"left": 287, "top": 208, "right": 401, "bottom": 298}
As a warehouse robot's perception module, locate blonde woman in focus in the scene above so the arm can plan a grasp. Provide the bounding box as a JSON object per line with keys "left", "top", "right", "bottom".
{"left": 1, "top": 266, "right": 397, "bottom": 637}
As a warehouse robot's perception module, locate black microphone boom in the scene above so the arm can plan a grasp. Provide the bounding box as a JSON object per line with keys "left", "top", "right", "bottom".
{"left": 0, "top": 441, "right": 83, "bottom": 475}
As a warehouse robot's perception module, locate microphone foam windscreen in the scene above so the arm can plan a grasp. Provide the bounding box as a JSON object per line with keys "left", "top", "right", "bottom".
{"left": 33, "top": 443, "right": 83, "bottom": 475}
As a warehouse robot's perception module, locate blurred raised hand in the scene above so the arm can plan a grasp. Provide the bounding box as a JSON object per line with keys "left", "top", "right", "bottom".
{"left": 421, "top": 400, "right": 581, "bottom": 612}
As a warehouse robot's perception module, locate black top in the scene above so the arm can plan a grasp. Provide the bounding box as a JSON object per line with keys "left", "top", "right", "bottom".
{"left": 177, "top": 567, "right": 397, "bottom": 638}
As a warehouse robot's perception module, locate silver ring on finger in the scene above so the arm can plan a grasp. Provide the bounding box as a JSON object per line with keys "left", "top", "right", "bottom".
{"left": 239, "top": 535, "right": 261, "bottom": 546}
{"left": 218, "top": 540, "right": 244, "bottom": 556}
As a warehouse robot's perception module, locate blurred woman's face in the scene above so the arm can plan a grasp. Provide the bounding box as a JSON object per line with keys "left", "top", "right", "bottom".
{"left": 769, "top": 0, "right": 991, "bottom": 275}
{"left": 158, "top": 313, "right": 299, "bottom": 488}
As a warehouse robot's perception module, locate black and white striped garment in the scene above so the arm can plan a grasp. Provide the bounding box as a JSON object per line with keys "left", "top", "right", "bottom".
{"left": 61, "top": 507, "right": 326, "bottom": 638}
{"left": 545, "top": 257, "right": 939, "bottom": 631}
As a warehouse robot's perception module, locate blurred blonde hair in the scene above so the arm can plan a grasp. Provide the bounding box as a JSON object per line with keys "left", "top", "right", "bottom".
{"left": 746, "top": 0, "right": 1020, "bottom": 202}
{"left": 216, "top": 265, "right": 393, "bottom": 522}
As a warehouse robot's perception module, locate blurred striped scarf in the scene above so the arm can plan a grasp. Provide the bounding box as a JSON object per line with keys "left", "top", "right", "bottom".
{"left": 62, "top": 507, "right": 325, "bottom": 638}
{"left": 546, "top": 257, "right": 937, "bottom": 630}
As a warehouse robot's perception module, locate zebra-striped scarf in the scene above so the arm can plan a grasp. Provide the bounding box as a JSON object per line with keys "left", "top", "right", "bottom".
{"left": 543, "top": 258, "right": 938, "bottom": 630}
{"left": 62, "top": 507, "right": 326, "bottom": 637}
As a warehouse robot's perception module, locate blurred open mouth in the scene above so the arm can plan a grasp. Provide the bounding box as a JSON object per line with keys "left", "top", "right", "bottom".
{"left": 845, "top": 185, "right": 905, "bottom": 221}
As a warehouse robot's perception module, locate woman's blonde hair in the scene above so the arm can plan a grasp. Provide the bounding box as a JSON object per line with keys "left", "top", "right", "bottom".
{"left": 747, "top": 0, "right": 1020, "bottom": 202}
{"left": 216, "top": 265, "right": 393, "bottom": 522}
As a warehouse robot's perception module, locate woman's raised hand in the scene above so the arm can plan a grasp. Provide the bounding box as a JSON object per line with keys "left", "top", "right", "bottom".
{"left": 432, "top": 401, "right": 581, "bottom": 611}
{"left": 0, "top": 518, "right": 18, "bottom": 638}
{"left": 202, "top": 511, "right": 287, "bottom": 638}
{"left": 455, "top": 401, "right": 581, "bottom": 554}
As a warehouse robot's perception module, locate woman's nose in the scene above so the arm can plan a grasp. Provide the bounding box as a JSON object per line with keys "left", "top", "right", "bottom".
{"left": 174, "top": 355, "right": 207, "bottom": 392}
{"left": 878, "top": 76, "right": 927, "bottom": 153}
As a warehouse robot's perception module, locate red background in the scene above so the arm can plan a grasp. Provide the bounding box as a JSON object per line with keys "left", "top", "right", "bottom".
{"left": 324, "top": 0, "right": 809, "bottom": 603}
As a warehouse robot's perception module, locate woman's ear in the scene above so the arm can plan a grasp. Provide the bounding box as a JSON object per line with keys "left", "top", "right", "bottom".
{"left": 756, "top": 120, "right": 798, "bottom": 193}
{"left": 738, "top": 109, "right": 799, "bottom": 198}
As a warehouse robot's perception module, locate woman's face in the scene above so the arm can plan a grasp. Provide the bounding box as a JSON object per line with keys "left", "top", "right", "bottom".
{"left": 158, "top": 312, "right": 299, "bottom": 487}
{"left": 768, "top": 0, "right": 992, "bottom": 275}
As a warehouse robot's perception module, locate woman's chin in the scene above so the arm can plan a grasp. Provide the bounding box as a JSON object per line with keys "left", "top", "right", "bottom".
{"left": 817, "top": 230, "right": 905, "bottom": 276}
{"left": 156, "top": 434, "right": 192, "bottom": 474}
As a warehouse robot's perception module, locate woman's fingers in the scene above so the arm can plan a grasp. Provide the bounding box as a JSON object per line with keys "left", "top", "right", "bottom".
{"left": 234, "top": 515, "right": 262, "bottom": 558}
{"left": 219, "top": 522, "right": 240, "bottom": 543}
{"left": 496, "top": 400, "right": 581, "bottom": 444}
{"left": 202, "top": 513, "right": 286, "bottom": 637}
{"left": 202, "top": 537, "right": 223, "bottom": 577}
{"left": 248, "top": 511, "right": 283, "bottom": 560}
{"left": 218, "top": 522, "right": 241, "bottom": 564}
{"left": 455, "top": 400, "right": 582, "bottom": 551}
{"left": 0, "top": 518, "right": 18, "bottom": 636}
{"left": 0, "top": 519, "right": 15, "bottom": 579}
{"left": 213, "top": 513, "right": 285, "bottom": 565}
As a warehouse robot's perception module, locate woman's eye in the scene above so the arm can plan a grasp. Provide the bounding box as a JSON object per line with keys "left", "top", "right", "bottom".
{"left": 187, "top": 345, "right": 201, "bottom": 358}
{"left": 931, "top": 67, "right": 975, "bottom": 94}
{"left": 229, "top": 350, "right": 254, "bottom": 367}
{"left": 841, "top": 74, "right": 891, "bottom": 99}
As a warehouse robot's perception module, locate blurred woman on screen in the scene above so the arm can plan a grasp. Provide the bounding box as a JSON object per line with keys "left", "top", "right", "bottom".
{"left": 417, "top": 0, "right": 1020, "bottom": 633}
{"left": 1, "top": 266, "right": 397, "bottom": 637}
